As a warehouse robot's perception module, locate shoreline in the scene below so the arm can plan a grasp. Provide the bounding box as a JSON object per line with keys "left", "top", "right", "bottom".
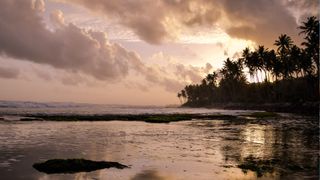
{"left": 182, "top": 102, "right": 319, "bottom": 116}
{"left": 1, "top": 111, "right": 317, "bottom": 124}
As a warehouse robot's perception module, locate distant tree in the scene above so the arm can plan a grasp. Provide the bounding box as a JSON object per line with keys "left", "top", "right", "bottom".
{"left": 181, "top": 90, "right": 187, "bottom": 103}
{"left": 177, "top": 92, "right": 182, "bottom": 104}
{"left": 205, "top": 71, "right": 218, "bottom": 86}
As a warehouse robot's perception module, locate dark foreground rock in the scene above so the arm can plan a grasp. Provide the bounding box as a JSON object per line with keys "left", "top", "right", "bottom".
{"left": 33, "top": 159, "right": 129, "bottom": 174}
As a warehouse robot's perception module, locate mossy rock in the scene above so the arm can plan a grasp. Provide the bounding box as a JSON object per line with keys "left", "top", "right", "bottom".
{"left": 246, "top": 112, "right": 279, "bottom": 118}
{"left": 144, "top": 115, "right": 192, "bottom": 123}
{"left": 33, "top": 159, "right": 129, "bottom": 174}
{"left": 23, "top": 113, "right": 238, "bottom": 122}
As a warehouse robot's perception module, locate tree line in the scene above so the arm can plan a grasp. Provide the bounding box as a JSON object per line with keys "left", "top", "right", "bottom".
{"left": 178, "top": 16, "right": 319, "bottom": 106}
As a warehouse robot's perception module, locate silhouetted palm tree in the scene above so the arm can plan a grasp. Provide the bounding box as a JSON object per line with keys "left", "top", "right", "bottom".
{"left": 274, "top": 34, "right": 294, "bottom": 79}
{"left": 289, "top": 45, "right": 302, "bottom": 77}
{"left": 242, "top": 48, "right": 262, "bottom": 82}
{"left": 274, "top": 34, "right": 293, "bottom": 55}
{"left": 181, "top": 90, "right": 187, "bottom": 103}
{"left": 299, "top": 16, "right": 319, "bottom": 76}
{"left": 220, "top": 58, "right": 244, "bottom": 80}
{"left": 257, "top": 46, "right": 268, "bottom": 81}
{"left": 265, "top": 49, "right": 277, "bottom": 81}
{"left": 205, "top": 72, "right": 218, "bottom": 86}
{"left": 177, "top": 16, "right": 318, "bottom": 106}
{"left": 242, "top": 48, "right": 255, "bottom": 81}
{"left": 250, "top": 51, "right": 260, "bottom": 82}
{"left": 177, "top": 92, "right": 182, "bottom": 104}
{"left": 272, "top": 57, "right": 282, "bottom": 81}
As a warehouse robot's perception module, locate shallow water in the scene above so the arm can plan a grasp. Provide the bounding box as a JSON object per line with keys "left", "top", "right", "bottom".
{"left": 0, "top": 114, "right": 318, "bottom": 180}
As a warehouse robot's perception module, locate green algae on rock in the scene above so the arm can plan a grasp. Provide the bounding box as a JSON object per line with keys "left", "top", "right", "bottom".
{"left": 21, "top": 114, "right": 239, "bottom": 123}
{"left": 246, "top": 112, "right": 279, "bottom": 118}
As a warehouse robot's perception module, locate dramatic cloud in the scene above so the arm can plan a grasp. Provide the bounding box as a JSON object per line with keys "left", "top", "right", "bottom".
{"left": 284, "top": 0, "right": 319, "bottom": 22}
{"left": 59, "top": 0, "right": 318, "bottom": 46}
{"left": 0, "top": 0, "right": 211, "bottom": 92}
{"left": 2, "top": 0, "right": 314, "bottom": 105}
{"left": 59, "top": 0, "right": 220, "bottom": 44}
{"left": 0, "top": 0, "right": 138, "bottom": 81}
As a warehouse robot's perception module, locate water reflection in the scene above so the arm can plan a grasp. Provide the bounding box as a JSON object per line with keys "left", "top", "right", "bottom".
{"left": 0, "top": 116, "right": 318, "bottom": 179}
{"left": 216, "top": 117, "right": 319, "bottom": 178}
{"left": 131, "top": 170, "right": 170, "bottom": 180}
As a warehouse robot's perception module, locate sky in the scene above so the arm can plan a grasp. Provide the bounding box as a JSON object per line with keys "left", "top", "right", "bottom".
{"left": 0, "top": 0, "right": 318, "bottom": 105}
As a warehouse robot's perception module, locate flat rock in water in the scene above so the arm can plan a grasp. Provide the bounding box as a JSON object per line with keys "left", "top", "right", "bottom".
{"left": 33, "top": 159, "right": 129, "bottom": 174}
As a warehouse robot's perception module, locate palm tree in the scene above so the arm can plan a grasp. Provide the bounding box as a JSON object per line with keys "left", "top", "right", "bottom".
{"left": 272, "top": 57, "right": 282, "bottom": 81}
{"left": 219, "top": 58, "right": 246, "bottom": 101}
{"left": 177, "top": 92, "right": 182, "bottom": 104}
{"left": 257, "top": 46, "right": 268, "bottom": 81}
{"left": 265, "top": 49, "right": 277, "bottom": 81}
{"left": 181, "top": 90, "right": 187, "bottom": 103}
{"left": 274, "top": 34, "right": 294, "bottom": 79}
{"left": 289, "top": 45, "right": 302, "bottom": 77}
{"left": 242, "top": 47, "right": 255, "bottom": 82}
{"left": 242, "top": 48, "right": 261, "bottom": 82}
{"left": 220, "top": 58, "right": 244, "bottom": 80}
{"left": 299, "top": 16, "right": 319, "bottom": 77}
{"left": 299, "top": 49, "right": 313, "bottom": 76}
{"left": 299, "top": 16, "right": 318, "bottom": 34}
{"left": 205, "top": 72, "right": 218, "bottom": 86}
{"left": 250, "top": 51, "right": 260, "bottom": 82}
{"left": 274, "top": 34, "right": 293, "bottom": 56}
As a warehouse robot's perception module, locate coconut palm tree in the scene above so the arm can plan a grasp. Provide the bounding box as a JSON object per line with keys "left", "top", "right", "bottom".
{"left": 205, "top": 72, "right": 218, "bottom": 86}
{"left": 264, "top": 49, "right": 277, "bottom": 81}
{"left": 299, "top": 16, "right": 319, "bottom": 77}
{"left": 274, "top": 34, "right": 294, "bottom": 79}
{"left": 289, "top": 45, "right": 302, "bottom": 77}
{"left": 257, "top": 45, "right": 268, "bottom": 81}
{"left": 181, "top": 89, "right": 186, "bottom": 102}
{"left": 250, "top": 51, "right": 260, "bottom": 82}
{"left": 274, "top": 34, "right": 293, "bottom": 55}
{"left": 242, "top": 47, "right": 254, "bottom": 81}
{"left": 177, "top": 92, "right": 182, "bottom": 104}
{"left": 242, "top": 48, "right": 261, "bottom": 82}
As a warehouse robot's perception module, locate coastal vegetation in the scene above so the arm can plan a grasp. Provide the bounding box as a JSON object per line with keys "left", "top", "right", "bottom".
{"left": 177, "top": 16, "right": 319, "bottom": 112}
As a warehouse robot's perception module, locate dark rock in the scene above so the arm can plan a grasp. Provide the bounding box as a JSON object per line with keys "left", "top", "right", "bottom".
{"left": 33, "top": 159, "right": 129, "bottom": 174}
